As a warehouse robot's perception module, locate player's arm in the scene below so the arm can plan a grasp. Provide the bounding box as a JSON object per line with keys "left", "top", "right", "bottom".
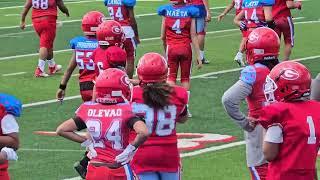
{"left": 191, "top": 18, "right": 202, "bottom": 69}
{"left": 20, "top": 0, "right": 32, "bottom": 30}
{"left": 263, "top": 6, "right": 275, "bottom": 29}
{"left": 234, "top": 10, "right": 246, "bottom": 30}
{"left": 128, "top": 7, "right": 140, "bottom": 44}
{"left": 218, "top": 1, "right": 235, "bottom": 22}
{"left": 56, "top": 0, "right": 70, "bottom": 17}
{"left": 56, "top": 52, "right": 77, "bottom": 101}
{"left": 160, "top": 17, "right": 167, "bottom": 53}
{"left": 222, "top": 80, "right": 254, "bottom": 132}
{"left": 263, "top": 125, "right": 283, "bottom": 161}
{"left": 56, "top": 117, "right": 87, "bottom": 143}
{"left": 178, "top": 106, "right": 188, "bottom": 123}
{"left": 202, "top": 0, "right": 212, "bottom": 22}
{"left": 311, "top": 73, "right": 320, "bottom": 101}
{"left": 0, "top": 115, "right": 19, "bottom": 150}
{"left": 286, "top": 0, "right": 302, "bottom": 10}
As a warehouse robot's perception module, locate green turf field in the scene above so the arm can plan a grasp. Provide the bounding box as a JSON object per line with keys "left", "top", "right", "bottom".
{"left": 0, "top": 0, "right": 319, "bottom": 179}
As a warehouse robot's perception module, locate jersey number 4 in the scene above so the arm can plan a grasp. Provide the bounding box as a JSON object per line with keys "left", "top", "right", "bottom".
{"left": 32, "top": 0, "right": 48, "bottom": 10}
{"left": 86, "top": 120, "right": 123, "bottom": 150}
{"left": 108, "top": 7, "right": 124, "bottom": 21}
{"left": 307, "top": 116, "right": 317, "bottom": 144}
{"left": 172, "top": 19, "right": 182, "bottom": 34}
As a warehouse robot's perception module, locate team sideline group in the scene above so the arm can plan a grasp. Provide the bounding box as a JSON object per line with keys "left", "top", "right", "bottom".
{"left": 0, "top": 0, "right": 320, "bottom": 179}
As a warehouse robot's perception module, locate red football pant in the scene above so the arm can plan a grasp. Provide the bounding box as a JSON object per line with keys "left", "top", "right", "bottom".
{"left": 0, "top": 170, "right": 10, "bottom": 180}
{"left": 166, "top": 44, "right": 192, "bottom": 84}
{"left": 249, "top": 163, "right": 268, "bottom": 180}
{"left": 32, "top": 16, "right": 57, "bottom": 49}
{"left": 123, "top": 38, "right": 136, "bottom": 61}
{"left": 86, "top": 164, "right": 135, "bottom": 180}
{"left": 274, "top": 16, "right": 294, "bottom": 47}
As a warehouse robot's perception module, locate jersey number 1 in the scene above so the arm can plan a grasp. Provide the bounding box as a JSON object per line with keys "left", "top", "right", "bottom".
{"left": 307, "top": 116, "right": 317, "bottom": 144}
{"left": 32, "top": 0, "right": 48, "bottom": 10}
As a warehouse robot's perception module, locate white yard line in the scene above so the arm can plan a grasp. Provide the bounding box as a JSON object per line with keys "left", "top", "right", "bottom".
{"left": 293, "top": 17, "right": 305, "bottom": 20}
{"left": 0, "top": 30, "right": 34, "bottom": 38}
{"left": 2, "top": 72, "right": 26, "bottom": 76}
{"left": 21, "top": 54, "right": 320, "bottom": 108}
{"left": 0, "top": 6, "right": 226, "bottom": 30}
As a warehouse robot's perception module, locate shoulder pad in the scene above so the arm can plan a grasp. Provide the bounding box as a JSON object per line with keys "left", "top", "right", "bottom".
{"left": 187, "top": 5, "right": 200, "bottom": 18}
{"left": 239, "top": 65, "right": 257, "bottom": 85}
{"left": 259, "top": 0, "right": 274, "bottom": 6}
{"left": 123, "top": 0, "right": 136, "bottom": 7}
{"left": 157, "top": 4, "right": 170, "bottom": 16}
{"left": 0, "top": 93, "right": 22, "bottom": 117}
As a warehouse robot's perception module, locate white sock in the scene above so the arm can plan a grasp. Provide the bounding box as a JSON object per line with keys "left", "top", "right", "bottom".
{"left": 200, "top": 51, "right": 204, "bottom": 60}
{"left": 187, "top": 91, "right": 191, "bottom": 107}
{"left": 38, "top": 59, "right": 46, "bottom": 72}
{"left": 237, "top": 51, "right": 243, "bottom": 57}
{"left": 47, "top": 58, "right": 56, "bottom": 67}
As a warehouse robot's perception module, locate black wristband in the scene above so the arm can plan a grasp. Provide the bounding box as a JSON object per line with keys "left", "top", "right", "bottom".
{"left": 59, "top": 84, "right": 66, "bottom": 90}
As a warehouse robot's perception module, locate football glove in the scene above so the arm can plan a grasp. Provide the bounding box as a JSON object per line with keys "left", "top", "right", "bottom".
{"left": 239, "top": 21, "right": 247, "bottom": 31}
{"left": 81, "top": 139, "right": 97, "bottom": 159}
{"left": 115, "top": 144, "right": 136, "bottom": 165}
{"left": 1, "top": 147, "right": 18, "bottom": 161}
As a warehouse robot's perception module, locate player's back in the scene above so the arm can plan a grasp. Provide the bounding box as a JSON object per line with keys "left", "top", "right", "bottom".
{"left": 158, "top": 4, "right": 199, "bottom": 45}
{"left": 260, "top": 100, "right": 320, "bottom": 180}
{"left": 76, "top": 102, "right": 134, "bottom": 164}
{"left": 31, "top": 0, "right": 57, "bottom": 18}
{"left": 92, "top": 47, "right": 112, "bottom": 76}
{"left": 130, "top": 85, "right": 188, "bottom": 173}
{"left": 242, "top": 0, "right": 273, "bottom": 28}
{"left": 70, "top": 36, "right": 98, "bottom": 82}
{"left": 240, "top": 63, "right": 270, "bottom": 118}
{"left": 272, "top": 0, "right": 291, "bottom": 19}
{"left": 104, "top": 0, "right": 135, "bottom": 26}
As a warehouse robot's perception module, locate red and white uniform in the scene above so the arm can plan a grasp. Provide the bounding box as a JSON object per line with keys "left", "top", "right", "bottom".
{"left": 104, "top": 0, "right": 137, "bottom": 61}
{"left": 234, "top": 0, "right": 243, "bottom": 15}
{"left": 92, "top": 47, "right": 112, "bottom": 77}
{"left": 158, "top": 4, "right": 199, "bottom": 83}
{"left": 76, "top": 102, "right": 137, "bottom": 180}
{"left": 30, "top": 0, "right": 58, "bottom": 49}
{"left": 70, "top": 36, "right": 98, "bottom": 101}
{"left": 130, "top": 85, "right": 188, "bottom": 174}
{"left": 259, "top": 100, "right": 320, "bottom": 180}
{"left": 272, "top": 0, "right": 294, "bottom": 47}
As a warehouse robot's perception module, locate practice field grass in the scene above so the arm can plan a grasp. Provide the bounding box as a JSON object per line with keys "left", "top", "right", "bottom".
{"left": 0, "top": 0, "right": 319, "bottom": 179}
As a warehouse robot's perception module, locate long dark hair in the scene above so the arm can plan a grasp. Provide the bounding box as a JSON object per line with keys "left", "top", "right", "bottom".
{"left": 142, "top": 82, "right": 173, "bottom": 109}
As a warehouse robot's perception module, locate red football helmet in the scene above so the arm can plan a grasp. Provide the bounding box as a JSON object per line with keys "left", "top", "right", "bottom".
{"left": 137, "top": 53, "right": 168, "bottom": 83}
{"left": 246, "top": 27, "right": 280, "bottom": 65}
{"left": 94, "top": 68, "right": 132, "bottom": 104}
{"left": 96, "top": 20, "right": 125, "bottom": 46}
{"left": 264, "top": 61, "right": 311, "bottom": 103}
{"left": 170, "top": 0, "right": 190, "bottom": 4}
{"left": 82, "top": 11, "right": 105, "bottom": 36}
{"left": 107, "top": 46, "right": 127, "bottom": 69}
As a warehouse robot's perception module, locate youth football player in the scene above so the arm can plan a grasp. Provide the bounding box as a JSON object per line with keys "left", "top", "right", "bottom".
{"left": 273, "top": 0, "right": 302, "bottom": 60}
{"left": 20, "top": 0, "right": 69, "bottom": 77}
{"left": 218, "top": 0, "right": 246, "bottom": 66}
{"left": 56, "top": 11, "right": 104, "bottom": 102}
{"left": 131, "top": 53, "right": 189, "bottom": 180}
{"left": 234, "top": 0, "right": 275, "bottom": 66}
{"left": 190, "top": 0, "right": 212, "bottom": 64}
{"left": 56, "top": 68, "right": 149, "bottom": 180}
{"left": 158, "top": 0, "right": 202, "bottom": 117}
{"left": 256, "top": 61, "right": 320, "bottom": 180}
{"left": 222, "top": 27, "right": 280, "bottom": 180}
{"left": 0, "top": 94, "right": 22, "bottom": 180}
{"left": 104, "top": 0, "right": 140, "bottom": 78}
{"left": 311, "top": 73, "right": 320, "bottom": 101}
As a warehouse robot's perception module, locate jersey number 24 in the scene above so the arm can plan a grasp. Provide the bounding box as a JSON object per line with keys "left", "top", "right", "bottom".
{"left": 108, "top": 7, "right": 124, "bottom": 21}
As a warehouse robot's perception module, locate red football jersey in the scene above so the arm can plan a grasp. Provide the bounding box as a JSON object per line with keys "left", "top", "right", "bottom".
{"left": 259, "top": 100, "right": 320, "bottom": 180}
{"left": 243, "top": 6, "right": 266, "bottom": 28}
{"left": 76, "top": 102, "right": 136, "bottom": 164}
{"left": 240, "top": 64, "right": 270, "bottom": 118}
{"left": 30, "top": 0, "right": 57, "bottom": 19}
{"left": 105, "top": 0, "right": 136, "bottom": 26}
{"left": 234, "top": 0, "right": 243, "bottom": 15}
{"left": 158, "top": 5, "right": 200, "bottom": 46}
{"left": 92, "top": 47, "right": 112, "bottom": 77}
{"left": 130, "top": 85, "right": 188, "bottom": 173}
{"left": 0, "top": 105, "right": 8, "bottom": 170}
{"left": 272, "top": 0, "right": 292, "bottom": 19}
